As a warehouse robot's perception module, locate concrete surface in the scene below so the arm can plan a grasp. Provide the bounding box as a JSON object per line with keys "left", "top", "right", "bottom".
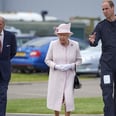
{"left": 8, "top": 78, "right": 102, "bottom": 99}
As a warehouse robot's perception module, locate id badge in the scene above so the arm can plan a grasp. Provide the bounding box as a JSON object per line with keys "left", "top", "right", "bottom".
{"left": 103, "top": 75, "right": 110, "bottom": 84}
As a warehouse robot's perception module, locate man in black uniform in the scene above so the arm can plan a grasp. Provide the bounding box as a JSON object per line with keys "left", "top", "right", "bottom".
{"left": 89, "top": 1, "right": 116, "bottom": 116}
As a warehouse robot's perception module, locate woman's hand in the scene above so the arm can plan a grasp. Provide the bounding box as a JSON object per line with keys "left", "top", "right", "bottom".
{"left": 55, "top": 64, "right": 75, "bottom": 71}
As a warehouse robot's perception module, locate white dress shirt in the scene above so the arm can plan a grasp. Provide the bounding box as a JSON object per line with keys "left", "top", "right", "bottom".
{"left": 0, "top": 30, "right": 4, "bottom": 52}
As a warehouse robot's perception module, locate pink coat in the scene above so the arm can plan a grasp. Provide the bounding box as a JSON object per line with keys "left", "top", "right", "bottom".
{"left": 45, "top": 39, "right": 82, "bottom": 112}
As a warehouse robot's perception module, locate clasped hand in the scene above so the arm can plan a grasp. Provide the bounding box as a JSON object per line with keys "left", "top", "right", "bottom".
{"left": 55, "top": 64, "right": 73, "bottom": 71}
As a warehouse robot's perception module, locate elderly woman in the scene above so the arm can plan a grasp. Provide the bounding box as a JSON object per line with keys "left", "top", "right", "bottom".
{"left": 45, "top": 23, "right": 82, "bottom": 116}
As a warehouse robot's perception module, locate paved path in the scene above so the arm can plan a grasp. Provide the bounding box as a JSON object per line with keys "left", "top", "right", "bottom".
{"left": 8, "top": 78, "right": 102, "bottom": 99}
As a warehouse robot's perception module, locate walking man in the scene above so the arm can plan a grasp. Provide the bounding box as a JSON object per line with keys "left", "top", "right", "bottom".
{"left": 89, "top": 1, "right": 116, "bottom": 116}
{"left": 0, "top": 16, "right": 17, "bottom": 116}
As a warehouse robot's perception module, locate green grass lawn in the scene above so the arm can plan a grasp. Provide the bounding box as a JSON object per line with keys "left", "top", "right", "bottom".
{"left": 7, "top": 97, "right": 103, "bottom": 114}
{"left": 10, "top": 72, "right": 49, "bottom": 82}
{"left": 10, "top": 73, "right": 97, "bottom": 82}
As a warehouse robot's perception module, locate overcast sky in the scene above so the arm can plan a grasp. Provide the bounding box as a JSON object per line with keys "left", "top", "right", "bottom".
{"left": 29, "top": 0, "right": 116, "bottom": 21}
{"left": 2, "top": 0, "right": 116, "bottom": 21}
{"left": 47, "top": 0, "right": 116, "bottom": 21}
{"left": 46, "top": 0, "right": 103, "bottom": 20}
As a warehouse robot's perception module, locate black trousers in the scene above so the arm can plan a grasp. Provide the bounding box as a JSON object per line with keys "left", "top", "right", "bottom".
{"left": 100, "top": 61, "right": 116, "bottom": 116}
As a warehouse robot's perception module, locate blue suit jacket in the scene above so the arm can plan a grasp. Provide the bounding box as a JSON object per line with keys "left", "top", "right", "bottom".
{"left": 0, "top": 30, "right": 17, "bottom": 82}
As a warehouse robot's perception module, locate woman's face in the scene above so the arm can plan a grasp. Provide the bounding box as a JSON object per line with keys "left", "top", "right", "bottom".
{"left": 58, "top": 33, "right": 70, "bottom": 45}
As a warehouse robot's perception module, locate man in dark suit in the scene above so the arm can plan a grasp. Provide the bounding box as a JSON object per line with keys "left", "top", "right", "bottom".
{"left": 0, "top": 16, "right": 17, "bottom": 116}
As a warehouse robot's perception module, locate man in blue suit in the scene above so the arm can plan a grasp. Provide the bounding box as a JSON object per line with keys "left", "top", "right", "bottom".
{"left": 0, "top": 16, "right": 17, "bottom": 116}
{"left": 89, "top": 1, "right": 116, "bottom": 116}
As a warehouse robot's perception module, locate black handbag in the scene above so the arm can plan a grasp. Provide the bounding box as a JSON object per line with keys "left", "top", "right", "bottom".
{"left": 73, "top": 66, "right": 82, "bottom": 89}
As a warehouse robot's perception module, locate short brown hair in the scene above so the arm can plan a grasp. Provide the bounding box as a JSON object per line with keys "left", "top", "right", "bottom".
{"left": 103, "top": 0, "right": 114, "bottom": 7}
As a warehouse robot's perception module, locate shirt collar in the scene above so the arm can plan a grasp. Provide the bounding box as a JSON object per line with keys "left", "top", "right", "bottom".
{"left": 0, "top": 30, "right": 3, "bottom": 35}
{"left": 1, "top": 30, "right": 3, "bottom": 35}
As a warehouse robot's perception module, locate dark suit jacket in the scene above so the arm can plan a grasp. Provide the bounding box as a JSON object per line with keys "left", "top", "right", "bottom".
{"left": 0, "top": 30, "right": 17, "bottom": 82}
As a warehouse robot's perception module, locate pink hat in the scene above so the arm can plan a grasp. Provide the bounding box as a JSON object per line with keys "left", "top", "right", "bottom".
{"left": 54, "top": 23, "right": 73, "bottom": 35}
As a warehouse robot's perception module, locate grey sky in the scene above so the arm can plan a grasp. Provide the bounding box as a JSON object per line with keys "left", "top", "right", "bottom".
{"left": 1, "top": 0, "right": 116, "bottom": 21}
